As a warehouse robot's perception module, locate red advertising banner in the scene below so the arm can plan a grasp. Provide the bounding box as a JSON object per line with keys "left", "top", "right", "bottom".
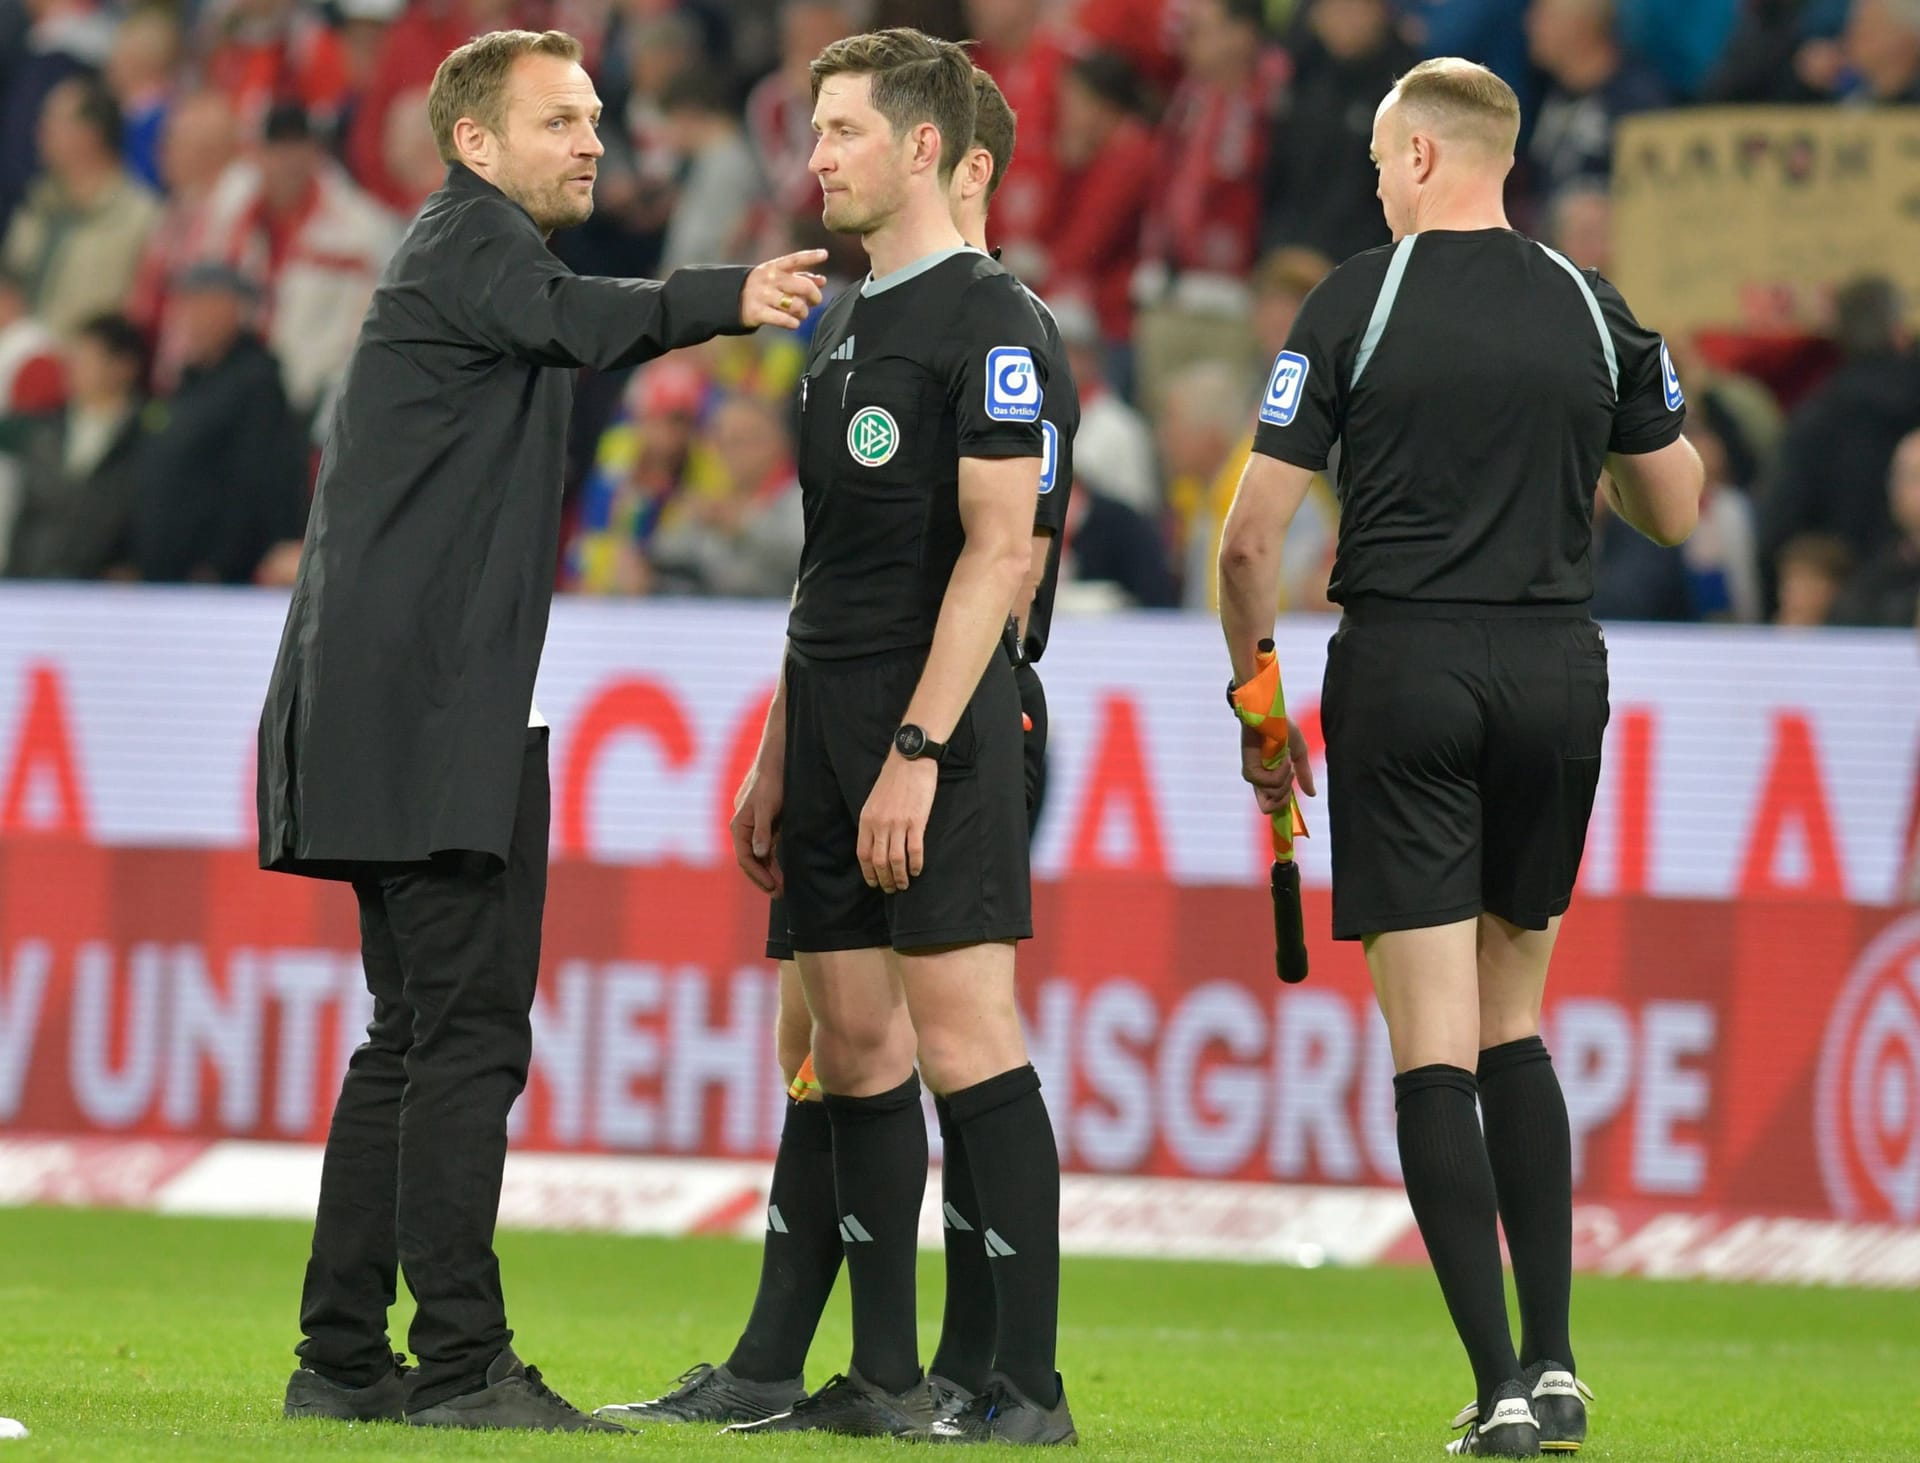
{"left": 3, "top": 839, "right": 1915, "bottom": 1227}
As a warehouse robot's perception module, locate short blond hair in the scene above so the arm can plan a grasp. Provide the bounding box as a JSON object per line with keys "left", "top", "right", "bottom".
{"left": 1391, "top": 57, "right": 1521, "bottom": 157}
{"left": 428, "top": 29, "right": 583, "bottom": 165}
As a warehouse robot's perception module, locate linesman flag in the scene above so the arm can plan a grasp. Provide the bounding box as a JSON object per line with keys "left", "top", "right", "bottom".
{"left": 1231, "top": 639, "right": 1310, "bottom": 984}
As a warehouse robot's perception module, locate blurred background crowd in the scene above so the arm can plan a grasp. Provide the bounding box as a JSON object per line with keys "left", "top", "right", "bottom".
{"left": 0, "top": 0, "right": 1916, "bottom": 631}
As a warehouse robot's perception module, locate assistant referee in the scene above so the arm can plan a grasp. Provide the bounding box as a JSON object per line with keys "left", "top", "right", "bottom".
{"left": 1218, "top": 59, "right": 1701, "bottom": 1460}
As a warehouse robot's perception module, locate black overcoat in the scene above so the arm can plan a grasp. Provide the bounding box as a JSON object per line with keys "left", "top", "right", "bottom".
{"left": 258, "top": 164, "right": 749, "bottom": 878}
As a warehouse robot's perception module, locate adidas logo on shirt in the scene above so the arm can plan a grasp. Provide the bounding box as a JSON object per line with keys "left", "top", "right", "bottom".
{"left": 829, "top": 336, "right": 855, "bottom": 361}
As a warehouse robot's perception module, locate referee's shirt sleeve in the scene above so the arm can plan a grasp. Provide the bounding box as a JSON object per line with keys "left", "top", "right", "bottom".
{"left": 949, "top": 273, "right": 1050, "bottom": 460}
{"left": 1249, "top": 270, "right": 1356, "bottom": 472}
{"left": 1593, "top": 274, "right": 1687, "bottom": 454}
{"left": 1033, "top": 317, "right": 1078, "bottom": 536}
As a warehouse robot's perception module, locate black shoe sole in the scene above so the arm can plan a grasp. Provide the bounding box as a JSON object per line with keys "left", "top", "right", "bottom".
{"left": 282, "top": 1403, "right": 402, "bottom": 1423}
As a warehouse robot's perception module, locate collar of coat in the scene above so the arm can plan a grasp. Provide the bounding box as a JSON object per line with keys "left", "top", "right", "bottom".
{"left": 441, "top": 162, "right": 547, "bottom": 237}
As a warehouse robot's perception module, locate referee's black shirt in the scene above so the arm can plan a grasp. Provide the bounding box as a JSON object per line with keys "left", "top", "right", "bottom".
{"left": 1251, "top": 228, "right": 1686, "bottom": 605}
{"left": 1013, "top": 278, "right": 1077, "bottom": 664}
{"left": 788, "top": 247, "right": 1052, "bottom": 660}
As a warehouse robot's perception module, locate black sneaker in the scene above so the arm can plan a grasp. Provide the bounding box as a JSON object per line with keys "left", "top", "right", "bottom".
{"left": 928, "top": 1374, "right": 976, "bottom": 1427}
{"left": 929, "top": 1372, "right": 1078, "bottom": 1446}
{"left": 723, "top": 1367, "right": 934, "bottom": 1438}
{"left": 282, "top": 1353, "right": 410, "bottom": 1422}
{"left": 592, "top": 1362, "right": 805, "bottom": 1425}
{"left": 1524, "top": 1362, "right": 1592, "bottom": 1453}
{"left": 406, "top": 1346, "right": 624, "bottom": 1433}
{"left": 1445, "top": 1379, "right": 1540, "bottom": 1457}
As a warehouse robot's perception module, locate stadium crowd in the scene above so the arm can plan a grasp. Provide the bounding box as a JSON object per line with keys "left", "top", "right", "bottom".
{"left": 0, "top": 0, "right": 1915, "bottom": 630}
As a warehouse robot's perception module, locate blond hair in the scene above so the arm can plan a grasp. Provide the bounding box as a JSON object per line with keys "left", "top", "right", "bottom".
{"left": 427, "top": 29, "right": 584, "bottom": 165}
{"left": 1391, "top": 57, "right": 1521, "bottom": 157}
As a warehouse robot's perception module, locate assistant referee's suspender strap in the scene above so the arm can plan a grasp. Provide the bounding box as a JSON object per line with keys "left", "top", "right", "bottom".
{"left": 1535, "top": 241, "right": 1619, "bottom": 397}
{"left": 1350, "top": 233, "right": 1418, "bottom": 391}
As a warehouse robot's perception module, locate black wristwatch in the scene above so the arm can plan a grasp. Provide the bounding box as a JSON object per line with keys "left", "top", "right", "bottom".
{"left": 894, "top": 723, "right": 948, "bottom": 762}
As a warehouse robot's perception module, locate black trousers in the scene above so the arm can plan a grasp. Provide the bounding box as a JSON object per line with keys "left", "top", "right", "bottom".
{"left": 295, "top": 729, "right": 549, "bottom": 1412}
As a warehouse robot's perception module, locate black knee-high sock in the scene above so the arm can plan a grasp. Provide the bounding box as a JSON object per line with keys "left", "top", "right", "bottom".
{"left": 1394, "top": 1064, "right": 1520, "bottom": 1420}
{"left": 725, "top": 1098, "right": 843, "bottom": 1382}
{"left": 1478, "top": 1036, "right": 1576, "bottom": 1377}
{"left": 824, "top": 1074, "right": 928, "bottom": 1394}
{"left": 928, "top": 1095, "right": 995, "bottom": 1393}
{"left": 945, "top": 1065, "right": 1060, "bottom": 1408}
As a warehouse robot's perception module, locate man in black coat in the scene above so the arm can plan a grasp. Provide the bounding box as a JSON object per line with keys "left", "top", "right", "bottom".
{"left": 259, "top": 28, "right": 825, "bottom": 1433}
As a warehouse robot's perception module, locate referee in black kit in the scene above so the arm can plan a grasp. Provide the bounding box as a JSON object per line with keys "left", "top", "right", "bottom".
{"left": 723, "top": 29, "right": 1075, "bottom": 1444}
{"left": 1218, "top": 59, "right": 1701, "bottom": 1459}
{"left": 594, "top": 66, "right": 1076, "bottom": 1438}
{"left": 256, "top": 29, "right": 826, "bottom": 1432}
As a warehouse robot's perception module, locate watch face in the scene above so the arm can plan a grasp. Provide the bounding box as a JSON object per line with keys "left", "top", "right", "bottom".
{"left": 896, "top": 724, "right": 926, "bottom": 758}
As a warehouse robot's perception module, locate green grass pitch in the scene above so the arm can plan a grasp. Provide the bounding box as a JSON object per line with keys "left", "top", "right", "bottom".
{"left": 2, "top": 1206, "right": 1915, "bottom": 1460}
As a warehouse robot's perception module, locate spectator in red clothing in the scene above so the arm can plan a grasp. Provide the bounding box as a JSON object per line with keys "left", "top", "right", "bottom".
{"left": 1138, "top": 0, "right": 1276, "bottom": 293}
{"left": 200, "top": 0, "right": 351, "bottom": 143}
{"left": 964, "top": 0, "right": 1069, "bottom": 270}
{"left": 1067, "top": 0, "right": 1187, "bottom": 104}
{"left": 334, "top": 0, "right": 406, "bottom": 135}
{"left": 1042, "top": 49, "right": 1157, "bottom": 348}
{"left": 344, "top": 0, "right": 530, "bottom": 211}
{"left": 1132, "top": 0, "right": 1276, "bottom": 415}
{"left": 224, "top": 104, "right": 398, "bottom": 418}
{"left": 745, "top": 0, "right": 859, "bottom": 244}
{"left": 127, "top": 91, "right": 245, "bottom": 395}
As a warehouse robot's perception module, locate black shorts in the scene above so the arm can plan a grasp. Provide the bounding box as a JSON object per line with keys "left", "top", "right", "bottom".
{"left": 767, "top": 647, "right": 1047, "bottom": 961}
{"left": 766, "top": 644, "right": 1032, "bottom": 956}
{"left": 1321, "top": 603, "right": 1609, "bottom": 941}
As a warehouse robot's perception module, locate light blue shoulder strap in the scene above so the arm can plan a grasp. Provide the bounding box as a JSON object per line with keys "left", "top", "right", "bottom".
{"left": 1349, "top": 234, "right": 1418, "bottom": 391}
{"left": 1534, "top": 241, "right": 1618, "bottom": 396}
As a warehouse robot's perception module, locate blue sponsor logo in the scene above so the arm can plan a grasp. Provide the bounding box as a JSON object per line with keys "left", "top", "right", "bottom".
{"left": 985, "top": 346, "right": 1043, "bottom": 421}
{"left": 1039, "top": 420, "right": 1059, "bottom": 494}
{"left": 1660, "top": 340, "right": 1684, "bottom": 411}
{"left": 1260, "top": 351, "right": 1310, "bottom": 427}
